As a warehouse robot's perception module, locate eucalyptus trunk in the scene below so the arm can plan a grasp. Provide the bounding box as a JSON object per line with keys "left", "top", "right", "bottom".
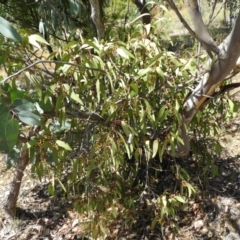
{"left": 168, "top": 0, "right": 240, "bottom": 156}
{"left": 89, "top": 0, "right": 105, "bottom": 41}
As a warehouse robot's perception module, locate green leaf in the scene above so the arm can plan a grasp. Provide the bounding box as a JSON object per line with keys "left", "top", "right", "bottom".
{"left": 70, "top": 91, "right": 83, "bottom": 105}
{"left": 117, "top": 131, "right": 131, "bottom": 159}
{"left": 121, "top": 120, "right": 129, "bottom": 136}
{"left": 116, "top": 47, "right": 134, "bottom": 59}
{"left": 186, "top": 182, "right": 196, "bottom": 197}
{"left": 152, "top": 139, "right": 159, "bottom": 158}
{"left": 69, "top": 0, "right": 81, "bottom": 17}
{"left": 130, "top": 82, "right": 138, "bottom": 94}
{"left": 159, "top": 140, "right": 168, "bottom": 162}
{"left": 175, "top": 99, "right": 181, "bottom": 111}
{"left": 128, "top": 13, "right": 150, "bottom": 26}
{"left": 162, "top": 195, "right": 167, "bottom": 207}
{"left": 0, "top": 17, "right": 22, "bottom": 41}
{"left": 12, "top": 99, "right": 35, "bottom": 112}
{"left": 0, "top": 111, "right": 11, "bottom": 152}
{"left": 0, "top": 51, "right": 7, "bottom": 65}
{"left": 56, "top": 140, "right": 72, "bottom": 151}
{"left": 147, "top": 53, "right": 162, "bottom": 68}
{"left": 82, "top": 40, "right": 100, "bottom": 51}
{"left": 5, "top": 118, "right": 19, "bottom": 151}
{"left": 0, "top": 141, "right": 9, "bottom": 153}
{"left": 0, "top": 104, "right": 10, "bottom": 115}
{"left": 57, "top": 178, "right": 67, "bottom": 192}
{"left": 0, "top": 112, "right": 11, "bottom": 137}
{"left": 228, "top": 99, "right": 237, "bottom": 112}
{"left": 9, "top": 89, "right": 26, "bottom": 102}
{"left": 22, "top": 139, "right": 38, "bottom": 150}
{"left": 138, "top": 68, "right": 151, "bottom": 77}
{"left": 174, "top": 195, "right": 186, "bottom": 203}
{"left": 55, "top": 95, "right": 64, "bottom": 112}
{"left": 17, "top": 111, "right": 41, "bottom": 126}
{"left": 63, "top": 84, "right": 83, "bottom": 105}
{"left": 156, "top": 66, "right": 165, "bottom": 77}
{"left": 151, "top": 216, "right": 159, "bottom": 229}
{"left": 157, "top": 106, "right": 166, "bottom": 121}
{"left": 214, "top": 142, "right": 222, "bottom": 154}
{"left": 28, "top": 34, "right": 49, "bottom": 49}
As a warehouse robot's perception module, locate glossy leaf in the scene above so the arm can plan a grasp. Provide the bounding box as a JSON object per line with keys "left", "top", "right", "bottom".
{"left": 56, "top": 140, "right": 72, "bottom": 151}
{"left": 17, "top": 111, "right": 41, "bottom": 126}
{"left": 69, "top": 0, "right": 81, "bottom": 17}
{"left": 12, "top": 99, "right": 35, "bottom": 112}
{"left": 0, "top": 17, "right": 22, "bottom": 41}
{"left": 174, "top": 195, "right": 185, "bottom": 203}
{"left": 152, "top": 139, "right": 159, "bottom": 158}
{"left": 29, "top": 34, "right": 49, "bottom": 49}
{"left": 116, "top": 47, "right": 134, "bottom": 59}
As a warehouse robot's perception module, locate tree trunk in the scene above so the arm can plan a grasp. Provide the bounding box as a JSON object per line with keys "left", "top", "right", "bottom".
{"left": 3, "top": 149, "right": 29, "bottom": 217}
{"left": 89, "top": 0, "right": 105, "bottom": 41}
{"left": 167, "top": 1, "right": 240, "bottom": 156}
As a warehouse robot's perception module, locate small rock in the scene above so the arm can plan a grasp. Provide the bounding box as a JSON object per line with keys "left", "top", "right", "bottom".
{"left": 200, "top": 226, "right": 209, "bottom": 234}
{"left": 72, "top": 219, "right": 79, "bottom": 228}
{"left": 193, "top": 219, "right": 204, "bottom": 230}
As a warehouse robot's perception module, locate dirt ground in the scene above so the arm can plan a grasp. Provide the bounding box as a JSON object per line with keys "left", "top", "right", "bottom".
{"left": 1, "top": 74, "right": 240, "bottom": 239}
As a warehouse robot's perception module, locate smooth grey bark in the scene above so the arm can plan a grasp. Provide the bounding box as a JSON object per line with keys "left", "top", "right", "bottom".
{"left": 187, "top": 0, "right": 219, "bottom": 58}
{"left": 183, "top": 12, "right": 240, "bottom": 124}
{"left": 166, "top": 0, "right": 219, "bottom": 58}
{"left": 89, "top": 0, "right": 105, "bottom": 41}
{"left": 176, "top": 11, "right": 240, "bottom": 156}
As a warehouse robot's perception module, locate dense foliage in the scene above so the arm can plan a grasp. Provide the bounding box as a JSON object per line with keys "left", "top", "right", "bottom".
{"left": 0, "top": 0, "right": 239, "bottom": 238}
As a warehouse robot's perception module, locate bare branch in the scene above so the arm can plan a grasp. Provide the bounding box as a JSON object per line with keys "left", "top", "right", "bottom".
{"left": 1, "top": 60, "right": 105, "bottom": 85}
{"left": 166, "top": 0, "right": 219, "bottom": 58}
{"left": 43, "top": 110, "right": 105, "bottom": 123}
{"left": 207, "top": 0, "right": 226, "bottom": 27}
{"left": 187, "top": 0, "right": 219, "bottom": 57}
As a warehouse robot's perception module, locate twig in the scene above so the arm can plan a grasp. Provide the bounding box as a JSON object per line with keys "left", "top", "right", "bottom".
{"left": 206, "top": 0, "right": 217, "bottom": 27}
{"left": 166, "top": 0, "right": 219, "bottom": 55}
{"left": 1, "top": 60, "right": 105, "bottom": 85}
{"left": 207, "top": 0, "right": 226, "bottom": 27}
{"left": 43, "top": 110, "right": 105, "bottom": 123}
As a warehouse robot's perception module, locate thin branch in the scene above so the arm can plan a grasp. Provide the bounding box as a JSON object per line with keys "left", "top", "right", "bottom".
{"left": 198, "top": 82, "right": 240, "bottom": 110}
{"left": 43, "top": 110, "right": 106, "bottom": 123}
{"left": 206, "top": 0, "right": 217, "bottom": 27}
{"left": 1, "top": 60, "right": 105, "bottom": 85}
{"left": 207, "top": 0, "right": 226, "bottom": 26}
{"left": 166, "top": 0, "right": 219, "bottom": 57}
